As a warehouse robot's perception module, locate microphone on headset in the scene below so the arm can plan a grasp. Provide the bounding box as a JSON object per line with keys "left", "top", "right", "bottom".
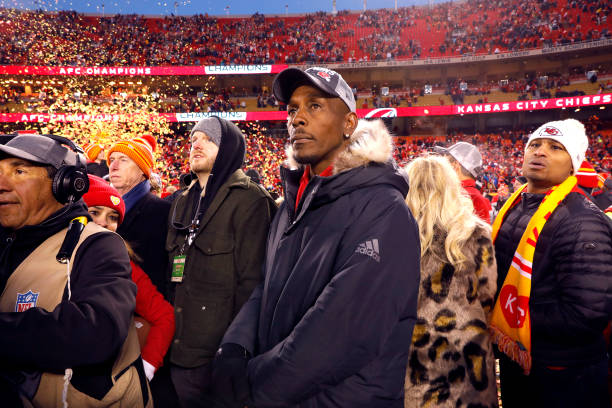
{"left": 56, "top": 217, "right": 88, "bottom": 264}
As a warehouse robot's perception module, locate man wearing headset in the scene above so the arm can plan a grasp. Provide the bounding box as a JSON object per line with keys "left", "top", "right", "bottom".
{"left": 0, "top": 134, "right": 150, "bottom": 407}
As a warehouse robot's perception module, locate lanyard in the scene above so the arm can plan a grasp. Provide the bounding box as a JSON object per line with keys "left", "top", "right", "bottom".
{"left": 179, "top": 196, "right": 203, "bottom": 255}
{"left": 183, "top": 218, "right": 199, "bottom": 253}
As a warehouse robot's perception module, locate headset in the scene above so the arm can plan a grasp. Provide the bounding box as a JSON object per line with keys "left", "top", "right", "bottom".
{"left": 41, "top": 134, "right": 89, "bottom": 402}
{"left": 42, "top": 134, "right": 90, "bottom": 204}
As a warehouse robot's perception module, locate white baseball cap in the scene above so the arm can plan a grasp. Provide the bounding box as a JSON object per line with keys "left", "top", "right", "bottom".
{"left": 434, "top": 142, "right": 483, "bottom": 178}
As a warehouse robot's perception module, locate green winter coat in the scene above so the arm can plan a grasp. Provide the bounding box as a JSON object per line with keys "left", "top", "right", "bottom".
{"left": 166, "top": 169, "right": 276, "bottom": 367}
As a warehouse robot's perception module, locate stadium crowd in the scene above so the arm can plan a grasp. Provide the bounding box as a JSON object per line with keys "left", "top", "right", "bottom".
{"left": 0, "top": 0, "right": 610, "bottom": 66}
{"left": 0, "top": 28, "right": 611, "bottom": 405}
{"left": 0, "top": 0, "right": 611, "bottom": 401}
{"left": 2, "top": 90, "right": 611, "bottom": 408}
{"left": 86, "top": 121, "right": 612, "bottom": 200}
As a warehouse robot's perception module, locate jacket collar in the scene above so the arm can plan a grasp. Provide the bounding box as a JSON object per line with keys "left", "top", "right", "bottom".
{"left": 179, "top": 169, "right": 249, "bottom": 233}
{"left": 181, "top": 169, "right": 250, "bottom": 198}
{"left": 461, "top": 179, "right": 477, "bottom": 189}
{"left": 123, "top": 179, "right": 151, "bottom": 214}
{"left": 284, "top": 119, "right": 395, "bottom": 176}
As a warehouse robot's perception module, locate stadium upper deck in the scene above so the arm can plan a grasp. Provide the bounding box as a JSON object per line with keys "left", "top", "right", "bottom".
{"left": 0, "top": 0, "right": 609, "bottom": 66}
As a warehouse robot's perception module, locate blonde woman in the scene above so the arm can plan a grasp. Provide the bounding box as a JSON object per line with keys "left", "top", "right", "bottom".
{"left": 403, "top": 155, "right": 499, "bottom": 408}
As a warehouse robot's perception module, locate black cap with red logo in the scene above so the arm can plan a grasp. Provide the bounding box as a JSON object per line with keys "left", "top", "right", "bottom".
{"left": 272, "top": 67, "right": 356, "bottom": 113}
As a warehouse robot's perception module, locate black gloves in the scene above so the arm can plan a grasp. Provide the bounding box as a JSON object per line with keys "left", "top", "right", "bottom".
{"left": 212, "top": 343, "right": 251, "bottom": 404}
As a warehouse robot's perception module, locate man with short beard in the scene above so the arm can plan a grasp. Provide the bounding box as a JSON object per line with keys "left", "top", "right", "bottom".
{"left": 166, "top": 117, "right": 276, "bottom": 408}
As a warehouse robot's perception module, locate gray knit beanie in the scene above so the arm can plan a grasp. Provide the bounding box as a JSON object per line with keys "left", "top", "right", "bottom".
{"left": 190, "top": 117, "right": 222, "bottom": 147}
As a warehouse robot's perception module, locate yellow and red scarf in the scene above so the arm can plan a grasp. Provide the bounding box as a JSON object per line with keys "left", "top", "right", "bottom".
{"left": 489, "top": 176, "right": 578, "bottom": 374}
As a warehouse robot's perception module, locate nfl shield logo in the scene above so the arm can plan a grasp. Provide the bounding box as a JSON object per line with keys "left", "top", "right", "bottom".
{"left": 15, "top": 290, "right": 39, "bottom": 312}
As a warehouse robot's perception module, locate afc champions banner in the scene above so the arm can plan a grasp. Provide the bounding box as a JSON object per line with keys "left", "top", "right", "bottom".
{"left": 0, "top": 65, "right": 288, "bottom": 76}
{"left": 2, "top": 94, "right": 610, "bottom": 123}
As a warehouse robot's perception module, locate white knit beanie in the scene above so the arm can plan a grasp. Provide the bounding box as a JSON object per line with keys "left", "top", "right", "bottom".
{"left": 526, "top": 119, "right": 588, "bottom": 175}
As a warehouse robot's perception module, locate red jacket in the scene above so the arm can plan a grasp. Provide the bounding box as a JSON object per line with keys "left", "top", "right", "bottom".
{"left": 462, "top": 179, "right": 492, "bottom": 223}
{"left": 131, "top": 261, "right": 175, "bottom": 369}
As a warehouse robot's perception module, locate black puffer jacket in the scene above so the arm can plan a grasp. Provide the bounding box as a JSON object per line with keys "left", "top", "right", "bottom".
{"left": 494, "top": 190, "right": 612, "bottom": 366}
{"left": 223, "top": 119, "right": 420, "bottom": 407}
{"left": 117, "top": 192, "right": 170, "bottom": 298}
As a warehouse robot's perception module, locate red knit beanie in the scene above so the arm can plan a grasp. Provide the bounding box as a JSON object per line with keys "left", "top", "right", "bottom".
{"left": 576, "top": 160, "right": 599, "bottom": 189}
{"left": 83, "top": 175, "right": 126, "bottom": 225}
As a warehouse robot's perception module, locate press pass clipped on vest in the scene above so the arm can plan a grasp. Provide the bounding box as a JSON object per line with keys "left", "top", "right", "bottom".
{"left": 170, "top": 188, "right": 206, "bottom": 283}
{"left": 172, "top": 214, "right": 201, "bottom": 283}
{"left": 171, "top": 255, "right": 186, "bottom": 283}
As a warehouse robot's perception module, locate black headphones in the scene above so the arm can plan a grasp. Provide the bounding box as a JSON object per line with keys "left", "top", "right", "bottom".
{"left": 42, "top": 134, "right": 90, "bottom": 204}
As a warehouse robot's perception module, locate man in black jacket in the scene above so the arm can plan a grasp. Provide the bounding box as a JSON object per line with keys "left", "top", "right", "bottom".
{"left": 107, "top": 135, "right": 170, "bottom": 298}
{"left": 0, "top": 134, "right": 146, "bottom": 406}
{"left": 214, "top": 67, "right": 421, "bottom": 407}
{"left": 492, "top": 119, "right": 612, "bottom": 408}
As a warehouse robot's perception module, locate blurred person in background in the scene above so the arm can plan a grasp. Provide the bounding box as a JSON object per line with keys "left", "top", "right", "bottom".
{"left": 435, "top": 142, "right": 492, "bottom": 223}
{"left": 83, "top": 142, "right": 108, "bottom": 178}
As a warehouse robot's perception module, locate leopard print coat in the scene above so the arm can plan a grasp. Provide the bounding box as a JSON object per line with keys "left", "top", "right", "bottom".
{"left": 405, "top": 225, "right": 499, "bottom": 408}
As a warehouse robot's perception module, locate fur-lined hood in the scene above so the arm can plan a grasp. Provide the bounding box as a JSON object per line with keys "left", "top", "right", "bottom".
{"left": 284, "top": 118, "right": 395, "bottom": 175}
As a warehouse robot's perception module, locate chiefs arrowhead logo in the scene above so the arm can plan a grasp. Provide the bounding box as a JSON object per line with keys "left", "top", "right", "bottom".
{"left": 110, "top": 195, "right": 121, "bottom": 206}
{"left": 316, "top": 71, "right": 332, "bottom": 81}
{"left": 542, "top": 126, "right": 561, "bottom": 136}
{"left": 499, "top": 285, "right": 529, "bottom": 328}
